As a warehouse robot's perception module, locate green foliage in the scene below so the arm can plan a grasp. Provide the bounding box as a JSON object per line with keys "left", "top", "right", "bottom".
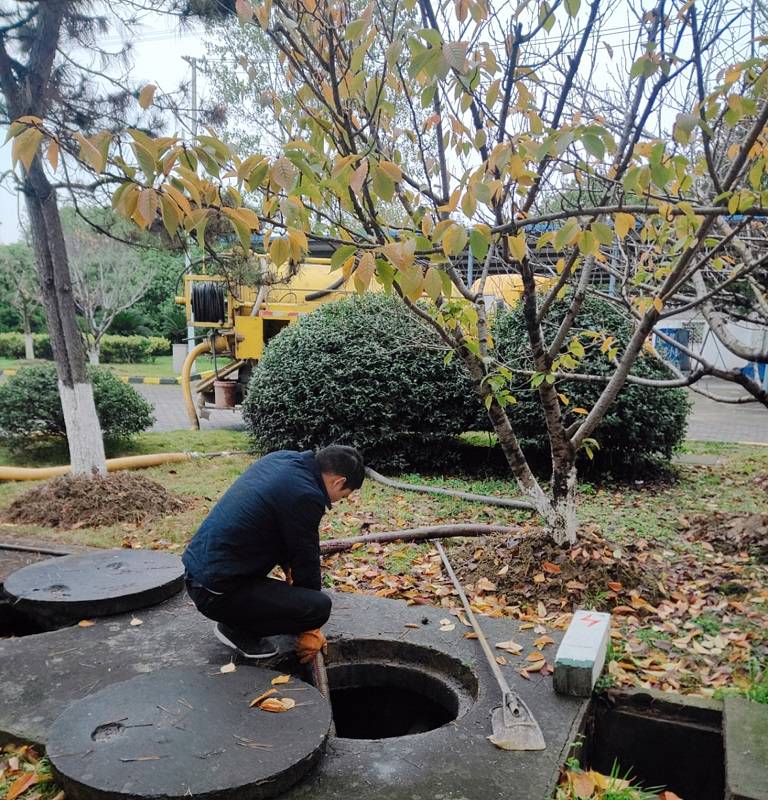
{"left": 98, "top": 335, "right": 170, "bottom": 362}
{"left": 491, "top": 294, "right": 690, "bottom": 477}
{"left": 0, "top": 333, "right": 53, "bottom": 359}
{"left": 0, "top": 363, "right": 154, "bottom": 446}
{"left": 242, "top": 294, "right": 478, "bottom": 470}
{"left": 0, "top": 333, "right": 169, "bottom": 362}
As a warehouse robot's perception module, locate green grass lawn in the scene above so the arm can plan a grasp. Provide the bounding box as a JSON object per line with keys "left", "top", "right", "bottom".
{"left": 0, "top": 433, "right": 765, "bottom": 555}
{"left": 0, "top": 355, "right": 221, "bottom": 379}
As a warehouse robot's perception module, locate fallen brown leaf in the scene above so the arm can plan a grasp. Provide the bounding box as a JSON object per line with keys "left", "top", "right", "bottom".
{"left": 249, "top": 688, "right": 277, "bottom": 707}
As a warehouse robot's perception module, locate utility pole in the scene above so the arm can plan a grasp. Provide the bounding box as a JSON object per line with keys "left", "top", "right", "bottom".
{"left": 183, "top": 55, "right": 199, "bottom": 353}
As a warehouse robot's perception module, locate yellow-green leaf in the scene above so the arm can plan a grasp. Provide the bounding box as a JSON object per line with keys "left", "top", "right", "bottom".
{"left": 442, "top": 223, "right": 468, "bottom": 257}
{"left": 424, "top": 267, "right": 443, "bottom": 301}
{"left": 507, "top": 232, "right": 527, "bottom": 261}
{"left": 614, "top": 212, "right": 635, "bottom": 239}
{"left": 135, "top": 188, "right": 158, "bottom": 228}
{"left": 270, "top": 236, "right": 290, "bottom": 267}
{"left": 138, "top": 84, "right": 157, "bottom": 109}
{"left": 270, "top": 157, "right": 297, "bottom": 190}
{"left": 12, "top": 127, "right": 43, "bottom": 171}
{"left": 379, "top": 160, "right": 402, "bottom": 182}
{"left": 354, "top": 252, "right": 376, "bottom": 294}
{"left": 345, "top": 18, "right": 367, "bottom": 40}
{"left": 399, "top": 265, "right": 424, "bottom": 301}
{"left": 47, "top": 139, "right": 60, "bottom": 171}
{"left": 159, "top": 194, "right": 181, "bottom": 237}
{"left": 564, "top": 0, "right": 580, "bottom": 17}
{"left": 442, "top": 41, "right": 468, "bottom": 72}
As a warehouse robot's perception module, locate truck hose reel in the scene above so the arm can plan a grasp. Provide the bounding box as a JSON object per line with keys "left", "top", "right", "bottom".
{"left": 191, "top": 282, "right": 226, "bottom": 324}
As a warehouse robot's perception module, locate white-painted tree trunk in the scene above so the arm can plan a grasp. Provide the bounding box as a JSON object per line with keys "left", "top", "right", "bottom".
{"left": 546, "top": 466, "right": 579, "bottom": 546}
{"left": 22, "top": 310, "right": 35, "bottom": 360}
{"left": 59, "top": 380, "right": 106, "bottom": 475}
{"left": 87, "top": 344, "right": 100, "bottom": 366}
{"left": 24, "top": 333, "right": 35, "bottom": 361}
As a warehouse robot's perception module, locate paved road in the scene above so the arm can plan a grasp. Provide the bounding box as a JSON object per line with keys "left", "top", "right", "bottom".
{"left": 137, "top": 378, "right": 768, "bottom": 444}
{"left": 685, "top": 378, "right": 768, "bottom": 444}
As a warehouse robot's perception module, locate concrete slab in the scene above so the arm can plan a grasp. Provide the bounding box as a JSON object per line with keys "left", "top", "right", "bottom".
{"left": 2, "top": 550, "right": 184, "bottom": 628}
{"left": 47, "top": 666, "right": 330, "bottom": 800}
{"left": 0, "top": 590, "right": 589, "bottom": 800}
{"left": 724, "top": 696, "right": 768, "bottom": 800}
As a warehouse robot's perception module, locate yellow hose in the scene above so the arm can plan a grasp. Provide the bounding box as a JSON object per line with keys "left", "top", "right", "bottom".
{"left": 0, "top": 450, "right": 246, "bottom": 482}
{"left": 182, "top": 336, "right": 230, "bottom": 430}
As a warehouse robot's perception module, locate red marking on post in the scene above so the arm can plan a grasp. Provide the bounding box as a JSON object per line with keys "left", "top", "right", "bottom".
{"left": 579, "top": 613, "right": 601, "bottom": 627}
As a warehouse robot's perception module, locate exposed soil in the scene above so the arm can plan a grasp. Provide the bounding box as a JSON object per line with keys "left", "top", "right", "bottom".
{"left": 449, "top": 527, "right": 659, "bottom": 610}
{"left": 681, "top": 511, "right": 768, "bottom": 563}
{"left": 2, "top": 473, "right": 185, "bottom": 529}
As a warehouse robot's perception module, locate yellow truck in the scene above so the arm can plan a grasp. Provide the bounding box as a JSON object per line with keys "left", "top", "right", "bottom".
{"left": 177, "top": 253, "right": 552, "bottom": 428}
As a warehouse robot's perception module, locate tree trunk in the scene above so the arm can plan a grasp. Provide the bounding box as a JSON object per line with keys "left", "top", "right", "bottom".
{"left": 21, "top": 306, "right": 35, "bottom": 360}
{"left": 87, "top": 342, "right": 100, "bottom": 366}
{"left": 547, "top": 465, "right": 578, "bottom": 546}
{"left": 23, "top": 159, "right": 106, "bottom": 475}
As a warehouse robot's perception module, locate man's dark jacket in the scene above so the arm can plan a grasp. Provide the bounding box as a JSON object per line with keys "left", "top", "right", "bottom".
{"left": 182, "top": 450, "right": 331, "bottom": 592}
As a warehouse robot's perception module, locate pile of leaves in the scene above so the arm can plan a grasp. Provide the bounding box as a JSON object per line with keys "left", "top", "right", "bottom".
{"left": 680, "top": 512, "right": 768, "bottom": 562}
{"left": 2, "top": 473, "right": 185, "bottom": 529}
{"left": 0, "top": 744, "right": 61, "bottom": 800}
{"left": 556, "top": 762, "right": 682, "bottom": 800}
{"left": 449, "top": 527, "right": 658, "bottom": 609}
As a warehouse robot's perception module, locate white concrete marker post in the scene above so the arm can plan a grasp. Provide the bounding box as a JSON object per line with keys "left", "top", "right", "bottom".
{"left": 554, "top": 610, "right": 611, "bottom": 697}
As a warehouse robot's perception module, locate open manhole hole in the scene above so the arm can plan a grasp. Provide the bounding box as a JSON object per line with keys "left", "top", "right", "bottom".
{"left": 320, "top": 639, "right": 478, "bottom": 740}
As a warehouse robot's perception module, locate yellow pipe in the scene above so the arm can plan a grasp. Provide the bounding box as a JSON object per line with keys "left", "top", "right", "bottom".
{"left": 0, "top": 450, "right": 247, "bottom": 482}
{"left": 182, "top": 337, "right": 230, "bottom": 430}
{"left": 0, "top": 452, "right": 191, "bottom": 482}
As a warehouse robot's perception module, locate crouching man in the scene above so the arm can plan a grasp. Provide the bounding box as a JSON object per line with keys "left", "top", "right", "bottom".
{"left": 182, "top": 445, "right": 365, "bottom": 661}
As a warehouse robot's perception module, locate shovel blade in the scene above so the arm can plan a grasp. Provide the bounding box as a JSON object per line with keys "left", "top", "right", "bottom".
{"left": 488, "top": 703, "right": 546, "bottom": 751}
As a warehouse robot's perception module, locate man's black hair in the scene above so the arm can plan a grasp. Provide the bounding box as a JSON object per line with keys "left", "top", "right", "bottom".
{"left": 315, "top": 445, "right": 365, "bottom": 490}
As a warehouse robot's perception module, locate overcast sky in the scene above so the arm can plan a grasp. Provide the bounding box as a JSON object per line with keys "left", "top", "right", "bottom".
{"left": 0, "top": 1, "right": 753, "bottom": 245}
{"left": 0, "top": 14, "right": 209, "bottom": 244}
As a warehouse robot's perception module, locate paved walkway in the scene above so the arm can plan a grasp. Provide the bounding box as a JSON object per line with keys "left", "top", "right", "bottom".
{"left": 135, "top": 384, "right": 246, "bottom": 433}
{"left": 137, "top": 378, "right": 767, "bottom": 443}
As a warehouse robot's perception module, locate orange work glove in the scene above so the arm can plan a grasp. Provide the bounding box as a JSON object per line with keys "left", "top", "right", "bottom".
{"left": 296, "top": 629, "right": 327, "bottom": 664}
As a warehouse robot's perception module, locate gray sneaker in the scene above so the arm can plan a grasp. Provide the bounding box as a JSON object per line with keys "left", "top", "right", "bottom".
{"left": 214, "top": 623, "right": 278, "bottom": 659}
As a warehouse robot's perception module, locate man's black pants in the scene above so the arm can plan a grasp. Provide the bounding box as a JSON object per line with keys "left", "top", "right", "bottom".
{"left": 185, "top": 576, "right": 332, "bottom": 637}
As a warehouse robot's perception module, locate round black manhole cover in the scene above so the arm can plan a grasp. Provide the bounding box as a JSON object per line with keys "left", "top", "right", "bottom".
{"left": 47, "top": 666, "right": 331, "bottom": 800}
{"left": 2, "top": 550, "right": 184, "bottom": 628}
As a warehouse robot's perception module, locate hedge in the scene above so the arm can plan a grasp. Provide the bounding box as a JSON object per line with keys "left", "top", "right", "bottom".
{"left": 491, "top": 294, "right": 691, "bottom": 476}
{"left": 243, "top": 294, "right": 479, "bottom": 470}
{"left": 0, "top": 363, "right": 155, "bottom": 445}
{"left": 0, "top": 333, "right": 170, "bottom": 363}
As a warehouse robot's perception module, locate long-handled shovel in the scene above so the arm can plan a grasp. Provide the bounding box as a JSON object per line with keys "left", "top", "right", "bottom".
{"left": 435, "top": 542, "right": 546, "bottom": 751}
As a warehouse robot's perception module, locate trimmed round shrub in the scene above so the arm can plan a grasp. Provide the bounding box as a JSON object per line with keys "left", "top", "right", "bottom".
{"left": 491, "top": 294, "right": 690, "bottom": 476}
{"left": 0, "top": 363, "right": 155, "bottom": 446}
{"left": 243, "top": 294, "right": 479, "bottom": 470}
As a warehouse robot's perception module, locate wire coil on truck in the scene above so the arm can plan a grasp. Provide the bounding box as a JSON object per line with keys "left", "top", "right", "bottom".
{"left": 190, "top": 282, "right": 226, "bottom": 324}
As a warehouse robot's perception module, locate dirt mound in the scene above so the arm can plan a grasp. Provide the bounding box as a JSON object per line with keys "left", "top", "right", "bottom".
{"left": 682, "top": 512, "right": 768, "bottom": 562}
{"left": 2, "top": 473, "right": 186, "bottom": 529}
{"left": 450, "top": 527, "right": 658, "bottom": 610}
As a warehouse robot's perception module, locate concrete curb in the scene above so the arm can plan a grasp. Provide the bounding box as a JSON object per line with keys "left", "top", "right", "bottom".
{"left": 0, "top": 368, "right": 215, "bottom": 385}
